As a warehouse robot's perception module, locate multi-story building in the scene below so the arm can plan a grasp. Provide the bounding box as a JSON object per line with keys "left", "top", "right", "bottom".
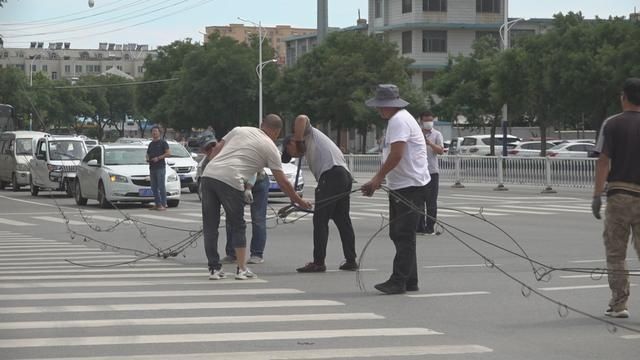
{"left": 0, "top": 42, "right": 155, "bottom": 82}
{"left": 204, "top": 24, "right": 317, "bottom": 64}
{"left": 285, "top": 19, "right": 368, "bottom": 66}
{"left": 368, "top": 0, "right": 550, "bottom": 87}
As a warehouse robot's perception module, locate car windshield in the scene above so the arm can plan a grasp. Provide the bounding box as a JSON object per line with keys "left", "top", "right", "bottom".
{"left": 481, "top": 137, "right": 519, "bottom": 146}
{"left": 104, "top": 148, "right": 148, "bottom": 165}
{"left": 168, "top": 143, "right": 191, "bottom": 158}
{"left": 49, "top": 140, "right": 86, "bottom": 160}
{"left": 15, "top": 139, "right": 33, "bottom": 155}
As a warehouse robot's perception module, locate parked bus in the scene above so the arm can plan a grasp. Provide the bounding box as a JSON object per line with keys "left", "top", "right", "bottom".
{"left": 0, "top": 104, "right": 16, "bottom": 133}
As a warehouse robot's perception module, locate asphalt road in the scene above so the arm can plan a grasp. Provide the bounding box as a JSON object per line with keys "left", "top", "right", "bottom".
{"left": 0, "top": 172, "right": 638, "bottom": 360}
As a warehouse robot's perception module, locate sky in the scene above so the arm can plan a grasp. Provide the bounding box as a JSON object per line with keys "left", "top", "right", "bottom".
{"left": 1, "top": 0, "right": 639, "bottom": 49}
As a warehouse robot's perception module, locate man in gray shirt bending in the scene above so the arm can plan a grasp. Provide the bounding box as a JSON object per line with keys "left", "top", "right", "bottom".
{"left": 282, "top": 114, "right": 357, "bottom": 272}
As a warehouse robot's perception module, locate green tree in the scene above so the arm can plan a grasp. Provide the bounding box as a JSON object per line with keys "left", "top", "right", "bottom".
{"left": 429, "top": 37, "right": 504, "bottom": 155}
{"left": 276, "top": 31, "right": 423, "bottom": 150}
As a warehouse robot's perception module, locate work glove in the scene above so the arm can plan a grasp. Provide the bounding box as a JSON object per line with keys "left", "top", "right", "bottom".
{"left": 591, "top": 195, "right": 602, "bottom": 220}
{"left": 244, "top": 189, "right": 253, "bottom": 204}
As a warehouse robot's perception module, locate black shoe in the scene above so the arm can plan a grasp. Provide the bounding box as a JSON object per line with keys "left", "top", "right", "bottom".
{"left": 339, "top": 261, "right": 359, "bottom": 271}
{"left": 406, "top": 284, "right": 419, "bottom": 292}
{"left": 374, "top": 280, "right": 406, "bottom": 295}
{"left": 296, "top": 262, "right": 326, "bottom": 273}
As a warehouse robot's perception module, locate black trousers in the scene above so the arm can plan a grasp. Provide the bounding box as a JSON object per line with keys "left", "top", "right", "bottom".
{"left": 417, "top": 173, "right": 439, "bottom": 233}
{"left": 312, "top": 166, "right": 356, "bottom": 264}
{"left": 388, "top": 184, "right": 428, "bottom": 287}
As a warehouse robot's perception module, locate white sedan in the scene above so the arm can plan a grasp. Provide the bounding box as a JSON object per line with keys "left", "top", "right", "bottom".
{"left": 74, "top": 144, "right": 181, "bottom": 208}
{"left": 546, "top": 142, "right": 597, "bottom": 158}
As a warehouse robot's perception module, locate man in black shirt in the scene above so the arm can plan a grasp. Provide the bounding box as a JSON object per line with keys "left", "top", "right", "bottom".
{"left": 146, "top": 126, "right": 171, "bottom": 210}
{"left": 593, "top": 77, "right": 640, "bottom": 319}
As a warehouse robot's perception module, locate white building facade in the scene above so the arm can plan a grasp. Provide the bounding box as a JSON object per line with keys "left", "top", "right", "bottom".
{"left": 0, "top": 42, "right": 155, "bottom": 81}
{"left": 368, "top": 0, "right": 548, "bottom": 87}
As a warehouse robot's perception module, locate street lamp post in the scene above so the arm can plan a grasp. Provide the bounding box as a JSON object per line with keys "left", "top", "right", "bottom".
{"left": 238, "top": 17, "right": 272, "bottom": 128}
{"left": 498, "top": 0, "right": 524, "bottom": 156}
{"left": 29, "top": 53, "right": 44, "bottom": 87}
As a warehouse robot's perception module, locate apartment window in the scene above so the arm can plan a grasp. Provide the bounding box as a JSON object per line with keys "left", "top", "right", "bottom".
{"left": 374, "top": 0, "right": 382, "bottom": 18}
{"left": 51, "top": 72, "right": 58, "bottom": 80}
{"left": 75, "top": 65, "right": 82, "bottom": 73}
{"left": 31, "top": 64, "right": 37, "bottom": 72}
{"left": 402, "top": 0, "right": 412, "bottom": 13}
{"left": 137, "top": 66, "right": 144, "bottom": 73}
{"left": 476, "top": 0, "right": 500, "bottom": 13}
{"left": 402, "top": 31, "right": 412, "bottom": 54}
{"left": 64, "top": 65, "right": 71, "bottom": 73}
{"left": 42, "top": 64, "right": 48, "bottom": 72}
{"left": 422, "top": 30, "right": 447, "bottom": 52}
{"left": 16, "top": 64, "right": 25, "bottom": 70}
{"left": 106, "top": 65, "right": 113, "bottom": 70}
{"left": 116, "top": 65, "right": 123, "bottom": 70}
{"left": 423, "top": 0, "right": 447, "bottom": 12}
{"left": 86, "top": 65, "right": 93, "bottom": 72}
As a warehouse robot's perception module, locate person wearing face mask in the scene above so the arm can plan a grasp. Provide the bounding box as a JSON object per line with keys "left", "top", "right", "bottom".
{"left": 417, "top": 111, "right": 444, "bottom": 235}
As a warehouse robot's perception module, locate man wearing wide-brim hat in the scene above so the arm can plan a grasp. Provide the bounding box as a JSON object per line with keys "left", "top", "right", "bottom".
{"left": 361, "top": 84, "right": 430, "bottom": 295}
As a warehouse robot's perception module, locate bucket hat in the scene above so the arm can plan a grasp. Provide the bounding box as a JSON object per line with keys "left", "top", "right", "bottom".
{"left": 365, "top": 84, "right": 409, "bottom": 108}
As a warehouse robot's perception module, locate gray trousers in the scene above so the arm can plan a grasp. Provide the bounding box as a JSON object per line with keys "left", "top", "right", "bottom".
{"left": 604, "top": 192, "right": 640, "bottom": 311}
{"left": 201, "top": 177, "right": 246, "bottom": 271}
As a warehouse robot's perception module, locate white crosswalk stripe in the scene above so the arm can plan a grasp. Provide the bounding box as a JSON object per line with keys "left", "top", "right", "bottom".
{"left": 0, "top": 231, "right": 493, "bottom": 358}
{"left": 0, "top": 217, "right": 34, "bottom": 226}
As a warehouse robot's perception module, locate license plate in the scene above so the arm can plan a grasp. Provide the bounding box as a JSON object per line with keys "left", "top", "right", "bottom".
{"left": 139, "top": 188, "right": 153, "bottom": 197}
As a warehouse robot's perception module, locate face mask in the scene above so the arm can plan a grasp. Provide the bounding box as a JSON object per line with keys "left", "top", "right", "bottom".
{"left": 422, "top": 121, "right": 433, "bottom": 130}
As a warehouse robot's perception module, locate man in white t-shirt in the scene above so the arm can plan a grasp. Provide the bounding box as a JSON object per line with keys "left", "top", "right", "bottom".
{"left": 361, "top": 84, "right": 430, "bottom": 295}
{"left": 201, "top": 114, "right": 311, "bottom": 281}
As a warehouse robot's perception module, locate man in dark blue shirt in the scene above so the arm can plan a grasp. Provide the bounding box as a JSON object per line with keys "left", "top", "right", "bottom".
{"left": 146, "top": 126, "right": 171, "bottom": 210}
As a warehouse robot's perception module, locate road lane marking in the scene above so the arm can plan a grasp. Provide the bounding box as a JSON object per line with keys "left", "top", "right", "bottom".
{"left": 31, "top": 216, "right": 86, "bottom": 225}
{"left": 0, "top": 313, "right": 381, "bottom": 330}
{"left": 0, "top": 288, "right": 303, "bottom": 300}
{"left": 448, "top": 207, "right": 507, "bottom": 216}
{"left": 499, "top": 205, "right": 590, "bottom": 213}
{"left": 539, "top": 284, "right": 636, "bottom": 291}
{"left": 560, "top": 272, "right": 640, "bottom": 279}
{"left": 423, "top": 264, "right": 500, "bottom": 269}
{"left": 0, "top": 266, "right": 206, "bottom": 275}
{"left": 135, "top": 214, "right": 200, "bottom": 223}
{"left": 569, "top": 259, "right": 605, "bottom": 263}
{"left": 0, "top": 252, "right": 120, "bottom": 259}
{"left": 408, "top": 291, "right": 490, "bottom": 298}
{"left": 0, "top": 217, "right": 34, "bottom": 226}
{"left": 0, "top": 247, "right": 98, "bottom": 253}
{"left": 0, "top": 279, "right": 267, "bottom": 288}
{"left": 0, "top": 272, "right": 213, "bottom": 280}
{"left": 7, "top": 345, "right": 492, "bottom": 359}
{"left": 0, "top": 262, "right": 181, "bottom": 270}
{"left": 0, "top": 299, "right": 343, "bottom": 314}
{"left": 0, "top": 328, "right": 440, "bottom": 348}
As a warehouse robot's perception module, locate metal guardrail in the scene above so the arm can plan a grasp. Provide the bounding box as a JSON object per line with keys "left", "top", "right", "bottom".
{"left": 344, "top": 154, "right": 596, "bottom": 192}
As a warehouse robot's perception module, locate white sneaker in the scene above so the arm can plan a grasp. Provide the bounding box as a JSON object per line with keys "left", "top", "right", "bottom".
{"left": 209, "top": 268, "right": 226, "bottom": 280}
{"left": 605, "top": 308, "right": 629, "bottom": 318}
{"left": 248, "top": 256, "right": 264, "bottom": 264}
{"left": 235, "top": 267, "right": 257, "bottom": 280}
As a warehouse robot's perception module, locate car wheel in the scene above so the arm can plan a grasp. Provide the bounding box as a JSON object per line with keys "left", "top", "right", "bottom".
{"left": 167, "top": 199, "right": 179, "bottom": 208}
{"left": 97, "top": 181, "right": 112, "bottom": 209}
{"left": 0, "top": 180, "right": 6, "bottom": 190}
{"left": 11, "top": 173, "right": 19, "bottom": 192}
{"left": 188, "top": 184, "right": 199, "bottom": 193}
{"left": 30, "top": 178, "right": 39, "bottom": 196}
{"left": 74, "top": 180, "right": 88, "bottom": 206}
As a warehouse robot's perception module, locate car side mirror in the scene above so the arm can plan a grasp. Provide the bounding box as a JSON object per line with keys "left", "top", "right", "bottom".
{"left": 87, "top": 159, "right": 99, "bottom": 167}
